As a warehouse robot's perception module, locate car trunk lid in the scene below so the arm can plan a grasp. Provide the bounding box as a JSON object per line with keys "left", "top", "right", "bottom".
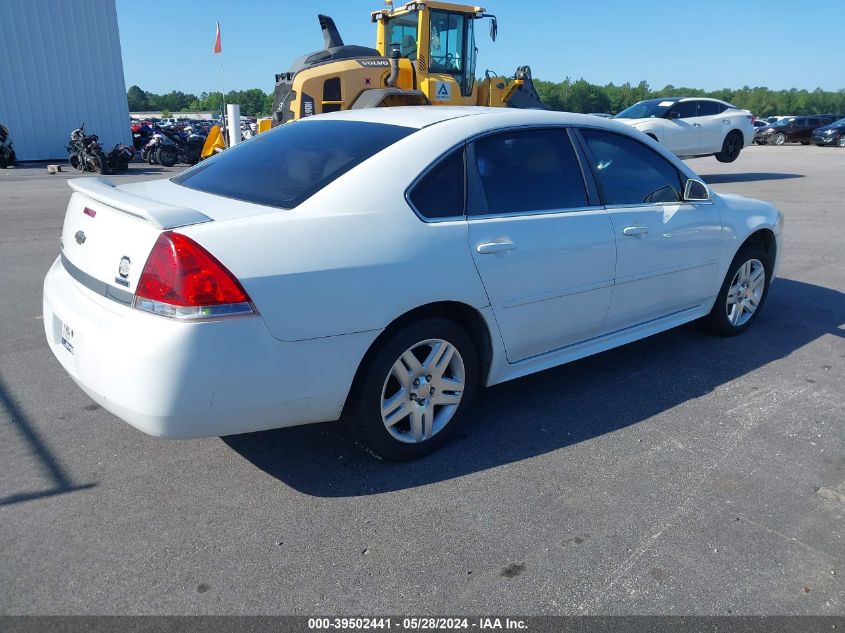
{"left": 60, "top": 177, "right": 215, "bottom": 302}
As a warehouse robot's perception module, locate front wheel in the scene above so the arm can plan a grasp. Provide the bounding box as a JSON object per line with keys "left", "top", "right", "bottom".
{"left": 837, "top": 136, "right": 845, "bottom": 148}
{"left": 715, "top": 131, "right": 743, "bottom": 163}
{"left": 346, "top": 318, "right": 479, "bottom": 460}
{"left": 771, "top": 132, "right": 786, "bottom": 146}
{"left": 91, "top": 150, "right": 109, "bottom": 175}
{"left": 700, "top": 245, "right": 771, "bottom": 336}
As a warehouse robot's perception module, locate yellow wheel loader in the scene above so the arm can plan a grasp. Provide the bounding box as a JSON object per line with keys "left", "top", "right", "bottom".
{"left": 270, "top": 1, "right": 546, "bottom": 125}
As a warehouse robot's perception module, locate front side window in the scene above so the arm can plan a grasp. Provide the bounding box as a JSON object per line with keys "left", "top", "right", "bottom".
{"left": 580, "top": 129, "right": 683, "bottom": 206}
{"left": 429, "top": 10, "right": 465, "bottom": 74}
{"left": 697, "top": 101, "right": 720, "bottom": 116}
{"left": 471, "top": 129, "right": 589, "bottom": 215}
{"left": 669, "top": 101, "right": 698, "bottom": 119}
{"left": 385, "top": 13, "right": 419, "bottom": 60}
{"left": 172, "top": 120, "right": 415, "bottom": 209}
{"left": 408, "top": 148, "right": 465, "bottom": 219}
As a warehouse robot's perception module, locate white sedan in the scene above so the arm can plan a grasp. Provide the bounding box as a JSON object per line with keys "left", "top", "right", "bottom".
{"left": 43, "top": 107, "right": 783, "bottom": 460}
{"left": 612, "top": 97, "right": 756, "bottom": 162}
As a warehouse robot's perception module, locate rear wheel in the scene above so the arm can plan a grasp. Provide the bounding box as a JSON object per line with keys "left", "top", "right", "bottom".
{"left": 346, "top": 318, "right": 479, "bottom": 460}
{"left": 700, "top": 245, "right": 771, "bottom": 336}
{"left": 771, "top": 132, "right": 786, "bottom": 146}
{"left": 156, "top": 146, "right": 177, "bottom": 167}
{"left": 715, "top": 130, "right": 743, "bottom": 163}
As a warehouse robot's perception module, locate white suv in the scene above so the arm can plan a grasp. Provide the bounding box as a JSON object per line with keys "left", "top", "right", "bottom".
{"left": 613, "top": 97, "right": 755, "bottom": 162}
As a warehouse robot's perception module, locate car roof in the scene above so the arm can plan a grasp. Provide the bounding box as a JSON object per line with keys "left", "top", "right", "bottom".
{"left": 298, "top": 106, "right": 621, "bottom": 131}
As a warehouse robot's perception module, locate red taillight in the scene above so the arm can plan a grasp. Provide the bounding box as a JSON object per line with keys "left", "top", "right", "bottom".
{"left": 134, "top": 232, "right": 253, "bottom": 319}
{"left": 83, "top": 207, "right": 97, "bottom": 218}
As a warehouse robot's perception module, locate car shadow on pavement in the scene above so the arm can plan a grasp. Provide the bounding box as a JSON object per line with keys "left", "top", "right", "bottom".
{"left": 702, "top": 172, "right": 804, "bottom": 184}
{"left": 223, "top": 278, "right": 844, "bottom": 497}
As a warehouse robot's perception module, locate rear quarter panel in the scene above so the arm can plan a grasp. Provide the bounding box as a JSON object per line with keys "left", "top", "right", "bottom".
{"left": 179, "top": 125, "right": 492, "bottom": 342}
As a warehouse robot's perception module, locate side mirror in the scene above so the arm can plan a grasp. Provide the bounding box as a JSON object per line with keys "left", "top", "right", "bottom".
{"left": 666, "top": 110, "right": 680, "bottom": 119}
{"left": 683, "top": 178, "right": 710, "bottom": 202}
{"left": 489, "top": 16, "right": 497, "bottom": 41}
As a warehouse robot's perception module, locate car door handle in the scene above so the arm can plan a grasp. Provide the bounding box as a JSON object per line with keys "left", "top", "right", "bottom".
{"left": 476, "top": 240, "right": 516, "bottom": 254}
{"left": 622, "top": 226, "right": 649, "bottom": 237}
{"left": 692, "top": 122, "right": 702, "bottom": 127}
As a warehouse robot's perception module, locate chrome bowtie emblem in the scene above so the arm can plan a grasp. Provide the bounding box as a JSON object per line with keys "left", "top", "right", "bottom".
{"left": 74, "top": 230, "right": 86, "bottom": 245}
{"left": 118, "top": 256, "right": 131, "bottom": 278}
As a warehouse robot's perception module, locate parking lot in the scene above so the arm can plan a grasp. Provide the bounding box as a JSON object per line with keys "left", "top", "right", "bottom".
{"left": 1, "top": 145, "right": 843, "bottom": 615}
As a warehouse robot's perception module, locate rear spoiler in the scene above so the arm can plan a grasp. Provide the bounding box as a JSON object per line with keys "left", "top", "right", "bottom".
{"left": 68, "top": 177, "right": 211, "bottom": 230}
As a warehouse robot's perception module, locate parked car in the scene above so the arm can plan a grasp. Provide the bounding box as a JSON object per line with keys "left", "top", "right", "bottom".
{"left": 612, "top": 97, "right": 755, "bottom": 162}
{"left": 755, "top": 115, "right": 836, "bottom": 145}
{"left": 810, "top": 117, "right": 845, "bottom": 147}
{"left": 43, "top": 107, "right": 783, "bottom": 460}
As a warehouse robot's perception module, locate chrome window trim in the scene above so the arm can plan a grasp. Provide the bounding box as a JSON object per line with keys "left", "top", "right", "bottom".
{"left": 466, "top": 205, "right": 606, "bottom": 222}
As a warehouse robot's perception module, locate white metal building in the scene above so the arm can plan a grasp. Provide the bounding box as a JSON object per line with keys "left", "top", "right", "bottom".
{"left": 0, "top": 0, "right": 130, "bottom": 161}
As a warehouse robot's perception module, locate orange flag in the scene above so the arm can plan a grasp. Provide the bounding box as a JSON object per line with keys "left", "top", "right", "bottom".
{"left": 213, "top": 22, "right": 222, "bottom": 54}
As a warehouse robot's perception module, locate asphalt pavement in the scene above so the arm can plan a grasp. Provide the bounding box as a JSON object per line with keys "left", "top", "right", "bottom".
{"left": 1, "top": 145, "right": 843, "bottom": 615}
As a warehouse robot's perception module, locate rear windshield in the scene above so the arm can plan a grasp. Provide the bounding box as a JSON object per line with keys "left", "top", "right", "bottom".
{"left": 172, "top": 120, "right": 416, "bottom": 208}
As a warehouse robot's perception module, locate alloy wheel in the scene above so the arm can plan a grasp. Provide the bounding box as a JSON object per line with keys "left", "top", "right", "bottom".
{"left": 837, "top": 136, "right": 845, "bottom": 148}
{"left": 723, "top": 135, "right": 741, "bottom": 160}
{"left": 380, "top": 338, "right": 465, "bottom": 444}
{"left": 773, "top": 133, "right": 786, "bottom": 146}
{"left": 726, "top": 259, "right": 765, "bottom": 327}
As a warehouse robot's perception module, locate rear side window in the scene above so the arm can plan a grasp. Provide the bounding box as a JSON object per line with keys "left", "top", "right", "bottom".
{"left": 172, "top": 120, "right": 415, "bottom": 209}
{"left": 408, "top": 148, "right": 465, "bottom": 219}
{"left": 470, "top": 129, "right": 588, "bottom": 215}
{"left": 580, "top": 129, "right": 683, "bottom": 205}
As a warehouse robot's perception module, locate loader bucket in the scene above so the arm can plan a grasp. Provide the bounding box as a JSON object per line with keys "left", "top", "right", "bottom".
{"left": 201, "top": 125, "right": 227, "bottom": 159}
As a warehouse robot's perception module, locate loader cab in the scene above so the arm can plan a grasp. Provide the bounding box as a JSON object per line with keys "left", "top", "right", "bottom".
{"left": 375, "top": 2, "right": 489, "bottom": 104}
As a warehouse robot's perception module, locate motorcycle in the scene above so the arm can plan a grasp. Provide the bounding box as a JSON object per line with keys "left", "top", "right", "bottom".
{"left": 155, "top": 127, "right": 204, "bottom": 166}
{"left": 67, "top": 124, "right": 109, "bottom": 174}
{"left": 104, "top": 142, "right": 136, "bottom": 173}
{"left": 131, "top": 122, "right": 153, "bottom": 150}
{"left": 0, "top": 123, "right": 16, "bottom": 169}
{"left": 140, "top": 130, "right": 165, "bottom": 164}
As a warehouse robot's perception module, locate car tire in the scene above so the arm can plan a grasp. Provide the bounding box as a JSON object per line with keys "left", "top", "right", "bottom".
{"left": 346, "top": 318, "right": 479, "bottom": 461}
{"left": 699, "top": 244, "right": 772, "bottom": 337}
{"left": 715, "top": 130, "right": 743, "bottom": 163}
{"left": 837, "top": 136, "right": 845, "bottom": 148}
{"left": 771, "top": 133, "right": 786, "bottom": 146}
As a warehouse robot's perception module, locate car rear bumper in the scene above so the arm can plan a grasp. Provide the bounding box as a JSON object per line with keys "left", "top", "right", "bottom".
{"left": 43, "top": 256, "right": 378, "bottom": 439}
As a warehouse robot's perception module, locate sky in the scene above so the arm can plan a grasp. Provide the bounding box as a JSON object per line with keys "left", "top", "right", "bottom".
{"left": 116, "top": 0, "right": 845, "bottom": 96}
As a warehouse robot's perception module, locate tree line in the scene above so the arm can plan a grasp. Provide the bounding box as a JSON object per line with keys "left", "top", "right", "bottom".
{"left": 534, "top": 79, "right": 845, "bottom": 117}
{"left": 127, "top": 85, "right": 272, "bottom": 116}
{"left": 127, "top": 80, "right": 845, "bottom": 118}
